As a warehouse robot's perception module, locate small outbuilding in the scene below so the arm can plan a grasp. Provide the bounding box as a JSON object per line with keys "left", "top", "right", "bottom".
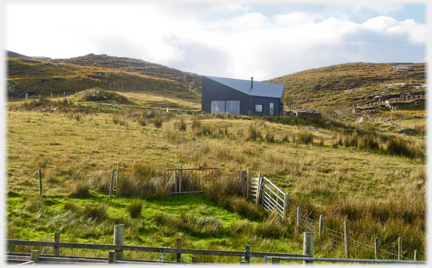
{"left": 202, "top": 76, "right": 285, "bottom": 116}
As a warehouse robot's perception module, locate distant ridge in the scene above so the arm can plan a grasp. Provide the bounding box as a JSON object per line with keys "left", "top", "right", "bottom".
{"left": 6, "top": 51, "right": 30, "bottom": 58}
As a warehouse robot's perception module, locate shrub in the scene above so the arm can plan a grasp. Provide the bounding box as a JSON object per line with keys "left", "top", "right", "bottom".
{"left": 127, "top": 199, "right": 143, "bottom": 218}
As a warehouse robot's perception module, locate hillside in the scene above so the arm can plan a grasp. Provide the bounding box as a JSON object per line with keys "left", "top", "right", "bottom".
{"left": 6, "top": 52, "right": 196, "bottom": 101}
{"left": 52, "top": 53, "right": 202, "bottom": 89}
{"left": 267, "top": 62, "right": 426, "bottom": 110}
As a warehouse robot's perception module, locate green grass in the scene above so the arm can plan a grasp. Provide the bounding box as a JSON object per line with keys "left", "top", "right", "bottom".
{"left": 7, "top": 192, "right": 302, "bottom": 263}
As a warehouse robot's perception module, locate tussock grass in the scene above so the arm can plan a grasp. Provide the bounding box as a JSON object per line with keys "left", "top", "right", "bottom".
{"left": 82, "top": 203, "right": 108, "bottom": 221}
{"left": 386, "top": 137, "right": 425, "bottom": 161}
{"left": 153, "top": 116, "right": 163, "bottom": 128}
{"left": 231, "top": 197, "right": 261, "bottom": 219}
{"left": 246, "top": 123, "right": 262, "bottom": 141}
{"left": 76, "top": 88, "right": 130, "bottom": 104}
{"left": 69, "top": 180, "right": 91, "bottom": 198}
{"left": 127, "top": 199, "right": 143, "bottom": 218}
{"left": 23, "top": 195, "right": 45, "bottom": 213}
{"left": 255, "top": 213, "right": 289, "bottom": 239}
{"left": 153, "top": 211, "right": 224, "bottom": 238}
{"left": 296, "top": 131, "right": 313, "bottom": 144}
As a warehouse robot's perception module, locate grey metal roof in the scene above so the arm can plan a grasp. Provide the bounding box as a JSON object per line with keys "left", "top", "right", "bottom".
{"left": 205, "top": 76, "right": 284, "bottom": 99}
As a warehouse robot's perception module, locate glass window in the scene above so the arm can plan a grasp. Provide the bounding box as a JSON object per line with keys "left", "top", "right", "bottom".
{"left": 270, "top": 103, "right": 274, "bottom": 115}
{"left": 211, "top": 101, "right": 225, "bottom": 114}
{"left": 226, "top": 101, "right": 240, "bottom": 115}
{"left": 255, "top": 104, "right": 263, "bottom": 113}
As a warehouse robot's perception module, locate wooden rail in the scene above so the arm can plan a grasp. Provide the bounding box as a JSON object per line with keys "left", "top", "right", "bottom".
{"left": 7, "top": 239, "right": 309, "bottom": 259}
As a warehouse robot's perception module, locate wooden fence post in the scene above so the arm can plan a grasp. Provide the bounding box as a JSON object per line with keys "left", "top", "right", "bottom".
{"left": 319, "top": 215, "right": 323, "bottom": 238}
{"left": 175, "top": 171, "right": 178, "bottom": 195}
{"left": 272, "top": 257, "right": 280, "bottom": 265}
{"left": 245, "top": 245, "right": 251, "bottom": 264}
{"left": 374, "top": 237, "right": 380, "bottom": 259}
{"left": 282, "top": 192, "right": 289, "bottom": 221}
{"left": 109, "top": 251, "right": 115, "bottom": 263}
{"left": 303, "top": 232, "right": 314, "bottom": 265}
{"left": 116, "top": 163, "right": 120, "bottom": 196}
{"left": 296, "top": 206, "right": 301, "bottom": 231}
{"left": 177, "top": 238, "right": 182, "bottom": 263}
{"left": 54, "top": 232, "right": 60, "bottom": 256}
{"left": 109, "top": 170, "right": 115, "bottom": 198}
{"left": 31, "top": 250, "right": 40, "bottom": 263}
{"left": 414, "top": 250, "right": 418, "bottom": 261}
{"left": 192, "top": 256, "right": 198, "bottom": 263}
{"left": 344, "top": 221, "right": 349, "bottom": 259}
{"left": 398, "top": 237, "right": 402, "bottom": 261}
{"left": 38, "top": 169, "right": 42, "bottom": 196}
{"left": 114, "top": 224, "right": 124, "bottom": 259}
{"left": 246, "top": 168, "right": 250, "bottom": 199}
{"left": 256, "top": 173, "right": 261, "bottom": 205}
{"left": 179, "top": 164, "right": 183, "bottom": 195}
{"left": 240, "top": 171, "right": 247, "bottom": 197}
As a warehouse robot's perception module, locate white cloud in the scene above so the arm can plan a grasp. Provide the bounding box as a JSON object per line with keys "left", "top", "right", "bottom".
{"left": 5, "top": 2, "right": 426, "bottom": 80}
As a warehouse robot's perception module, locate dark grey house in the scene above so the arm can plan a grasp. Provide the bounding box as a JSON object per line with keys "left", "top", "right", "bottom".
{"left": 202, "top": 76, "right": 285, "bottom": 116}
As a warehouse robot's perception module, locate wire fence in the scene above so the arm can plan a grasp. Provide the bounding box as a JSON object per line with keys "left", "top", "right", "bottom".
{"left": 296, "top": 210, "right": 414, "bottom": 260}
{"left": 259, "top": 177, "right": 418, "bottom": 261}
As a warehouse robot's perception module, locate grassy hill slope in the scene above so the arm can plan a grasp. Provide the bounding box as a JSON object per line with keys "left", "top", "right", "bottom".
{"left": 6, "top": 54, "right": 198, "bottom": 102}
{"left": 267, "top": 62, "right": 426, "bottom": 110}
{"left": 52, "top": 53, "right": 202, "bottom": 88}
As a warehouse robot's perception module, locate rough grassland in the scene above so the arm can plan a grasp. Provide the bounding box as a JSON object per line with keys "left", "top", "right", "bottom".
{"left": 6, "top": 97, "right": 425, "bottom": 262}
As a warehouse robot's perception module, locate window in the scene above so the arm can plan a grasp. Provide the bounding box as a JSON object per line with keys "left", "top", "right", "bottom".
{"left": 255, "top": 104, "right": 263, "bottom": 113}
{"left": 226, "top": 101, "right": 240, "bottom": 115}
{"left": 270, "top": 103, "right": 274, "bottom": 116}
{"left": 211, "top": 101, "right": 225, "bottom": 114}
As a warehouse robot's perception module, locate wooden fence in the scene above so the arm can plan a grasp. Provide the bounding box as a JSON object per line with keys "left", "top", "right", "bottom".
{"left": 6, "top": 224, "right": 312, "bottom": 265}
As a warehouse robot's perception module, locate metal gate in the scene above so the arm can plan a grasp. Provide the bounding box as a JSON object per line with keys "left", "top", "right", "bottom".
{"left": 163, "top": 167, "right": 221, "bottom": 195}
{"left": 261, "top": 177, "right": 287, "bottom": 218}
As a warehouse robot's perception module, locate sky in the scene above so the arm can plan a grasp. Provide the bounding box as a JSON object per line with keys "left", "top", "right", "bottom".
{"left": 3, "top": 0, "right": 428, "bottom": 81}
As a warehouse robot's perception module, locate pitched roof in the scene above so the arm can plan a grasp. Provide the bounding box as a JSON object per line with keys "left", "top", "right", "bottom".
{"left": 205, "top": 76, "right": 284, "bottom": 99}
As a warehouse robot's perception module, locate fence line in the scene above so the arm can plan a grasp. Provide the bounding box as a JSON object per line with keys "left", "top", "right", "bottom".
{"left": 7, "top": 229, "right": 312, "bottom": 264}
{"left": 246, "top": 173, "right": 422, "bottom": 262}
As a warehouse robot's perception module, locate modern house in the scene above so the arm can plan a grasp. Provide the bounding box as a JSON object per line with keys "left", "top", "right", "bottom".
{"left": 202, "top": 76, "right": 285, "bottom": 116}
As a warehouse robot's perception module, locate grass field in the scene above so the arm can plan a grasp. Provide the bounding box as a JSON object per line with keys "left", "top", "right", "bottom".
{"left": 6, "top": 89, "right": 426, "bottom": 262}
